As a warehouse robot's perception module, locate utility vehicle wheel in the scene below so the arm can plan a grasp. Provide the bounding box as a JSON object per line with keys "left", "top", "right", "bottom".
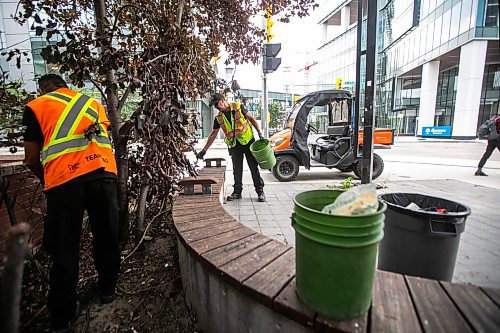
{"left": 353, "top": 153, "right": 384, "bottom": 180}
{"left": 272, "top": 155, "right": 299, "bottom": 182}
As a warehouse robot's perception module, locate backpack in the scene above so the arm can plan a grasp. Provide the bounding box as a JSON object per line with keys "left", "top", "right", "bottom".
{"left": 477, "top": 119, "right": 499, "bottom": 140}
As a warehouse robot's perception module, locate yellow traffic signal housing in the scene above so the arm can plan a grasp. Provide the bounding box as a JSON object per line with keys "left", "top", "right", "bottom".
{"left": 266, "top": 7, "right": 275, "bottom": 43}
{"left": 336, "top": 77, "right": 343, "bottom": 89}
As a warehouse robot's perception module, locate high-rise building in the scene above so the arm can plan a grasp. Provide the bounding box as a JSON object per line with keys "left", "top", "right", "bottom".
{"left": 1, "top": 0, "right": 61, "bottom": 90}
{"left": 316, "top": 0, "right": 499, "bottom": 138}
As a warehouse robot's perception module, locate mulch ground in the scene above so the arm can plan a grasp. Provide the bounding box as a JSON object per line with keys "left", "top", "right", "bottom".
{"left": 19, "top": 215, "right": 200, "bottom": 332}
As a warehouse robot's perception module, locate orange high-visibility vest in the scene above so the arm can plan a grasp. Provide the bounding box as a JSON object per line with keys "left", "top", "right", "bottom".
{"left": 27, "top": 87, "right": 117, "bottom": 190}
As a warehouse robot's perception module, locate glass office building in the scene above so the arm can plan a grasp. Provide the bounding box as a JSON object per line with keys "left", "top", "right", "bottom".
{"left": 316, "top": 0, "right": 499, "bottom": 138}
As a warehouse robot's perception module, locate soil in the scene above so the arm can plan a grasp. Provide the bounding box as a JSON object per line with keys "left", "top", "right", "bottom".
{"left": 18, "top": 216, "right": 200, "bottom": 333}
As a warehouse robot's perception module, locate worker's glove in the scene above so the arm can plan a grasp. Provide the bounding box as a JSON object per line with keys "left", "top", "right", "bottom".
{"left": 258, "top": 131, "right": 264, "bottom": 140}
{"left": 196, "top": 150, "right": 206, "bottom": 160}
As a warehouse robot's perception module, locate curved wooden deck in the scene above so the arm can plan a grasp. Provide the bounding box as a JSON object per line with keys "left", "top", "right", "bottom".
{"left": 173, "top": 161, "right": 500, "bottom": 333}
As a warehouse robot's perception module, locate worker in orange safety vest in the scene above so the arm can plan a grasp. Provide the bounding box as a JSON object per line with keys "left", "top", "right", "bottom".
{"left": 23, "top": 74, "right": 120, "bottom": 331}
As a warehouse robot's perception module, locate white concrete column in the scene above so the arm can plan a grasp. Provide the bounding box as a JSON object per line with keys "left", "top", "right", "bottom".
{"left": 417, "top": 61, "right": 440, "bottom": 136}
{"left": 341, "top": 5, "right": 351, "bottom": 31}
{"left": 452, "top": 40, "right": 488, "bottom": 138}
{"left": 322, "top": 23, "right": 328, "bottom": 45}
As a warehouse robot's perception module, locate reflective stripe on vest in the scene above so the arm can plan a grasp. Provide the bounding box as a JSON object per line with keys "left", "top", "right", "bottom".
{"left": 216, "top": 103, "right": 253, "bottom": 147}
{"left": 41, "top": 92, "right": 112, "bottom": 165}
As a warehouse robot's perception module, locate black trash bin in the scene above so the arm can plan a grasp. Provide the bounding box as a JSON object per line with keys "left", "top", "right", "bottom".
{"left": 378, "top": 193, "right": 471, "bottom": 281}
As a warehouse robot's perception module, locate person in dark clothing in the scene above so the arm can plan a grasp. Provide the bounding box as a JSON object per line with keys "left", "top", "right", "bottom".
{"left": 197, "top": 93, "right": 266, "bottom": 202}
{"left": 23, "top": 74, "right": 120, "bottom": 332}
{"left": 476, "top": 115, "right": 500, "bottom": 176}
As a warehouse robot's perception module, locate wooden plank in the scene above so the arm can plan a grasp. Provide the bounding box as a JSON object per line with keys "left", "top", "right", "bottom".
{"left": 172, "top": 206, "right": 223, "bottom": 219}
{"left": 273, "top": 278, "right": 315, "bottom": 328}
{"left": 172, "top": 201, "right": 220, "bottom": 216}
{"left": 204, "top": 157, "right": 226, "bottom": 167}
{"left": 371, "top": 270, "right": 422, "bottom": 333}
{"left": 441, "top": 282, "right": 500, "bottom": 332}
{"left": 198, "top": 168, "right": 225, "bottom": 173}
{"left": 482, "top": 287, "right": 500, "bottom": 307}
{"left": 315, "top": 313, "right": 367, "bottom": 333}
{"left": 219, "top": 240, "right": 290, "bottom": 287}
{"left": 242, "top": 248, "right": 295, "bottom": 307}
{"left": 181, "top": 222, "right": 243, "bottom": 243}
{"left": 199, "top": 168, "right": 225, "bottom": 173}
{"left": 202, "top": 233, "right": 271, "bottom": 267}
{"left": 190, "top": 227, "right": 255, "bottom": 255}
{"left": 406, "top": 276, "right": 473, "bottom": 333}
{"left": 204, "top": 157, "right": 225, "bottom": 162}
{"left": 178, "top": 177, "right": 217, "bottom": 186}
{"left": 199, "top": 166, "right": 225, "bottom": 172}
{"left": 174, "top": 194, "right": 220, "bottom": 206}
{"left": 175, "top": 215, "right": 235, "bottom": 233}
{"left": 172, "top": 202, "right": 220, "bottom": 214}
{"left": 174, "top": 213, "right": 235, "bottom": 226}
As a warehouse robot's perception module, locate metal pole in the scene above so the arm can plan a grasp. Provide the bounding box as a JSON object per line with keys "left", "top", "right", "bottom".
{"left": 262, "top": 71, "right": 268, "bottom": 138}
{"left": 354, "top": 0, "right": 363, "bottom": 159}
{"left": 361, "top": 0, "right": 378, "bottom": 184}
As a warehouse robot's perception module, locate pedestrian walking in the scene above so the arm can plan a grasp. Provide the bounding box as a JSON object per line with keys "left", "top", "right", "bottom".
{"left": 476, "top": 115, "right": 500, "bottom": 176}
{"left": 23, "top": 74, "right": 120, "bottom": 331}
{"left": 197, "top": 93, "right": 266, "bottom": 202}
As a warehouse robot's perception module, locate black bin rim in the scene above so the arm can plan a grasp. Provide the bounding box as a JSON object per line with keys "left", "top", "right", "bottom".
{"left": 378, "top": 192, "right": 471, "bottom": 219}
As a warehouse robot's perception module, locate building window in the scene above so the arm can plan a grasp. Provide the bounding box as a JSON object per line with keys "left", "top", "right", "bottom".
{"left": 435, "top": 67, "right": 458, "bottom": 127}
{"left": 478, "top": 64, "right": 500, "bottom": 130}
{"left": 485, "top": 0, "right": 499, "bottom": 27}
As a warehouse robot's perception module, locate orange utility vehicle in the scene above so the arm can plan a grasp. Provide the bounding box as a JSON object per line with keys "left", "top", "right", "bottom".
{"left": 269, "top": 89, "right": 394, "bottom": 181}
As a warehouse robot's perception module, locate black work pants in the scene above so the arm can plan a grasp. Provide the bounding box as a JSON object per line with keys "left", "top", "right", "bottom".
{"left": 44, "top": 177, "right": 120, "bottom": 329}
{"left": 229, "top": 138, "right": 264, "bottom": 194}
{"left": 478, "top": 139, "right": 500, "bottom": 168}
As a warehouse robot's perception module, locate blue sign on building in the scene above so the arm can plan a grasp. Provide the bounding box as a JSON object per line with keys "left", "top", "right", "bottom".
{"left": 422, "top": 126, "right": 452, "bottom": 137}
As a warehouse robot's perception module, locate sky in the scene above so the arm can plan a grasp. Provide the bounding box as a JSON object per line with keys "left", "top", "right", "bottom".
{"left": 217, "top": 6, "right": 325, "bottom": 96}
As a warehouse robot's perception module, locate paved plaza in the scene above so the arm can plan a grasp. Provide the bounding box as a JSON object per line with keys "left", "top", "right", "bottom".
{"left": 195, "top": 137, "right": 500, "bottom": 289}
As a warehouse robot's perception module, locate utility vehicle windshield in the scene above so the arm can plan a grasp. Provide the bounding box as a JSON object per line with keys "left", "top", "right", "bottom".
{"left": 285, "top": 99, "right": 306, "bottom": 129}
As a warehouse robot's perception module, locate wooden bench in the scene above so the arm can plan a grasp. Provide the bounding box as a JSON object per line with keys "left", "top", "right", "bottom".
{"left": 178, "top": 177, "right": 217, "bottom": 195}
{"left": 203, "top": 157, "right": 226, "bottom": 168}
{"left": 173, "top": 163, "right": 500, "bottom": 333}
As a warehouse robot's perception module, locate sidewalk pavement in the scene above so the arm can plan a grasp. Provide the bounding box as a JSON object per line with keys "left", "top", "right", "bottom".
{"left": 194, "top": 139, "right": 500, "bottom": 289}
{"left": 224, "top": 179, "right": 500, "bottom": 289}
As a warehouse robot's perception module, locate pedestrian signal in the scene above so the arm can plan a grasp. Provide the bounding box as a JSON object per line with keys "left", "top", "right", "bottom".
{"left": 336, "top": 78, "right": 343, "bottom": 89}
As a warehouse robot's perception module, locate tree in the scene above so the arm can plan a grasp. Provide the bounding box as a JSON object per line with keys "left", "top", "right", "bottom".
{"left": 11, "top": 0, "right": 318, "bottom": 246}
{"left": 0, "top": 69, "right": 35, "bottom": 152}
{"left": 269, "top": 101, "right": 286, "bottom": 129}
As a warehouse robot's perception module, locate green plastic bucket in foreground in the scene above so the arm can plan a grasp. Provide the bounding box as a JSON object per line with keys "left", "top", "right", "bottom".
{"left": 250, "top": 139, "right": 276, "bottom": 169}
{"left": 293, "top": 189, "right": 386, "bottom": 320}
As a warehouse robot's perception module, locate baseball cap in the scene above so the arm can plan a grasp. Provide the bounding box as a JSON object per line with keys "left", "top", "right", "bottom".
{"left": 209, "top": 93, "right": 224, "bottom": 107}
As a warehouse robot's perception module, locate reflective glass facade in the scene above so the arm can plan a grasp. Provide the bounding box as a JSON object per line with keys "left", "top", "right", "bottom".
{"left": 478, "top": 63, "right": 500, "bottom": 127}
{"left": 316, "top": 0, "right": 499, "bottom": 136}
{"left": 435, "top": 67, "right": 458, "bottom": 126}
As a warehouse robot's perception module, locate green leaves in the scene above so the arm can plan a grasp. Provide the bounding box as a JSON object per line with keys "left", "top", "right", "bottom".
{"left": 0, "top": 72, "right": 35, "bottom": 149}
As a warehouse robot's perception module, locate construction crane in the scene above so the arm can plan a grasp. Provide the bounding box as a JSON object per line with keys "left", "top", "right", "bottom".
{"left": 298, "top": 61, "right": 318, "bottom": 93}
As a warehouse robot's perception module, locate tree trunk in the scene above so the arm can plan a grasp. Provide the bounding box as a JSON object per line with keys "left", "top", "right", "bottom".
{"left": 0, "top": 223, "right": 31, "bottom": 333}
{"left": 134, "top": 182, "right": 150, "bottom": 251}
{"left": 93, "top": 0, "right": 130, "bottom": 244}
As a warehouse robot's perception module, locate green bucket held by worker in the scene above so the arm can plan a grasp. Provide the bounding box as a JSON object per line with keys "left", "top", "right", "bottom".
{"left": 250, "top": 139, "right": 276, "bottom": 170}
{"left": 293, "top": 189, "right": 386, "bottom": 320}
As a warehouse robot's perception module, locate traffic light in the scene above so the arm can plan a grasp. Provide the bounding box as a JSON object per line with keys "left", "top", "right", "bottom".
{"left": 336, "top": 77, "right": 343, "bottom": 89}
{"left": 263, "top": 43, "right": 281, "bottom": 73}
{"left": 265, "top": 7, "right": 275, "bottom": 43}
